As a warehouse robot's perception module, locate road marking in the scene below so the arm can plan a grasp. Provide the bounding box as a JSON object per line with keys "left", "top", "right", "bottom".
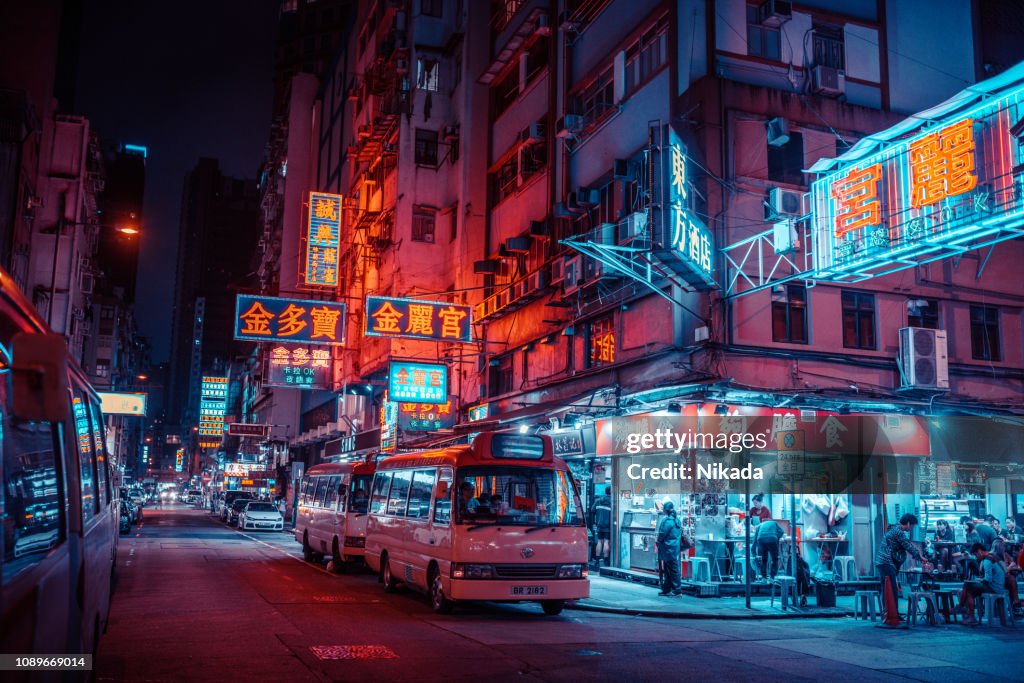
{"left": 229, "top": 526, "right": 334, "bottom": 577}
{"left": 309, "top": 645, "right": 398, "bottom": 660}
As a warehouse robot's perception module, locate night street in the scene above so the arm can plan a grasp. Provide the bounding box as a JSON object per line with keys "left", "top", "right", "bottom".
{"left": 97, "top": 504, "right": 1024, "bottom": 682}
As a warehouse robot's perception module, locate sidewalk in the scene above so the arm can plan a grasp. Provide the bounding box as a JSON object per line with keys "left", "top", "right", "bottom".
{"left": 569, "top": 575, "right": 856, "bottom": 619}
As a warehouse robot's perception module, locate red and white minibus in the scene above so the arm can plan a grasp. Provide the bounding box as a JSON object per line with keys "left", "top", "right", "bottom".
{"left": 364, "top": 432, "right": 589, "bottom": 615}
{"left": 294, "top": 457, "right": 374, "bottom": 570}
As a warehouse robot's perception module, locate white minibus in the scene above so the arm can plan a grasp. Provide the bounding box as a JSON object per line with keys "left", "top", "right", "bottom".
{"left": 295, "top": 457, "right": 374, "bottom": 570}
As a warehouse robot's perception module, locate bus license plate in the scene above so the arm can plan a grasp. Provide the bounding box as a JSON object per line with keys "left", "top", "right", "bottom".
{"left": 511, "top": 586, "right": 547, "bottom": 596}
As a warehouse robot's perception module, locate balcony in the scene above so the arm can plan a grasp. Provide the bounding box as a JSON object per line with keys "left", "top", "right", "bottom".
{"left": 481, "top": 1, "right": 548, "bottom": 85}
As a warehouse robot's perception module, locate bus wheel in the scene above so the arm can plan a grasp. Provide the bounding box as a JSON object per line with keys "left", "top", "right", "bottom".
{"left": 382, "top": 555, "right": 398, "bottom": 593}
{"left": 302, "top": 532, "right": 314, "bottom": 562}
{"left": 541, "top": 600, "right": 565, "bottom": 616}
{"left": 429, "top": 567, "right": 453, "bottom": 614}
{"left": 330, "top": 538, "right": 345, "bottom": 573}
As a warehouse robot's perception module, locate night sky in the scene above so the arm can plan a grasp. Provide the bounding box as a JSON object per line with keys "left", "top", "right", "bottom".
{"left": 74, "top": 1, "right": 279, "bottom": 362}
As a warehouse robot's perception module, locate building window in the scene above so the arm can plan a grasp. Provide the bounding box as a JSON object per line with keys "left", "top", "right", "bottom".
{"left": 772, "top": 285, "right": 808, "bottom": 344}
{"left": 587, "top": 315, "right": 616, "bottom": 367}
{"left": 812, "top": 24, "right": 845, "bottom": 69}
{"left": 412, "top": 207, "right": 436, "bottom": 243}
{"left": 520, "top": 140, "right": 547, "bottom": 182}
{"left": 907, "top": 299, "right": 940, "bottom": 329}
{"left": 488, "top": 353, "right": 514, "bottom": 396}
{"left": 970, "top": 305, "right": 1000, "bottom": 361}
{"left": 747, "top": 4, "right": 781, "bottom": 61}
{"left": 842, "top": 290, "right": 876, "bottom": 350}
{"left": 571, "top": 67, "right": 615, "bottom": 129}
{"left": 416, "top": 58, "right": 440, "bottom": 91}
{"left": 768, "top": 131, "right": 804, "bottom": 186}
{"left": 493, "top": 67, "right": 520, "bottom": 118}
{"left": 525, "top": 37, "right": 548, "bottom": 84}
{"left": 421, "top": 0, "right": 443, "bottom": 18}
{"left": 490, "top": 154, "right": 519, "bottom": 205}
{"left": 414, "top": 128, "right": 439, "bottom": 166}
{"left": 624, "top": 15, "right": 668, "bottom": 93}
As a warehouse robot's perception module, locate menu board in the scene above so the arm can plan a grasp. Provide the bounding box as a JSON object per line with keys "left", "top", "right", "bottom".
{"left": 935, "top": 463, "right": 954, "bottom": 495}
{"left": 916, "top": 461, "right": 938, "bottom": 495}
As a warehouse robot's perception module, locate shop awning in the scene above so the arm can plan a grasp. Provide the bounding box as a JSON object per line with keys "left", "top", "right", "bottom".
{"left": 928, "top": 417, "right": 1024, "bottom": 464}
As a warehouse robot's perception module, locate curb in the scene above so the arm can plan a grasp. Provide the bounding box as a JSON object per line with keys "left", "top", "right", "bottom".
{"left": 566, "top": 601, "right": 855, "bottom": 620}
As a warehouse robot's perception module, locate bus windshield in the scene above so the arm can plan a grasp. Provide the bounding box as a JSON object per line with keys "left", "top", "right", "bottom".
{"left": 350, "top": 475, "right": 371, "bottom": 513}
{"left": 455, "top": 466, "right": 583, "bottom": 527}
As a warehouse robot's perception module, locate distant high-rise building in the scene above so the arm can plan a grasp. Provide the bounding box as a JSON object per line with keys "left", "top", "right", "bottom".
{"left": 168, "top": 158, "right": 259, "bottom": 428}
{"left": 271, "top": 0, "right": 350, "bottom": 120}
{"left": 96, "top": 143, "right": 145, "bottom": 301}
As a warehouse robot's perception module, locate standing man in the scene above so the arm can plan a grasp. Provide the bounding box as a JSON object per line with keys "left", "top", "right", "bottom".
{"left": 590, "top": 486, "right": 612, "bottom": 567}
{"left": 656, "top": 501, "right": 683, "bottom": 597}
{"left": 875, "top": 513, "right": 928, "bottom": 627}
{"left": 752, "top": 517, "right": 783, "bottom": 583}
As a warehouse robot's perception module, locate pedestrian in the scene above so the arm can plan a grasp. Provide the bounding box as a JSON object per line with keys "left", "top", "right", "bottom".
{"left": 589, "top": 486, "right": 612, "bottom": 567}
{"left": 752, "top": 517, "right": 783, "bottom": 582}
{"left": 875, "top": 513, "right": 928, "bottom": 627}
{"left": 748, "top": 493, "right": 771, "bottom": 523}
{"left": 656, "top": 501, "right": 683, "bottom": 597}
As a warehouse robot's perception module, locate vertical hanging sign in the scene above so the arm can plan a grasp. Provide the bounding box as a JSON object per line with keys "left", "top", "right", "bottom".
{"left": 303, "top": 191, "right": 343, "bottom": 288}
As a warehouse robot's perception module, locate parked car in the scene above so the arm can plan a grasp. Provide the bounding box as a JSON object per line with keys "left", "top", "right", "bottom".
{"left": 184, "top": 490, "right": 201, "bottom": 505}
{"left": 238, "top": 502, "right": 285, "bottom": 532}
{"left": 125, "top": 499, "right": 142, "bottom": 523}
{"left": 227, "top": 499, "right": 254, "bottom": 527}
{"left": 119, "top": 501, "right": 133, "bottom": 534}
{"left": 128, "top": 489, "right": 145, "bottom": 508}
{"left": 220, "top": 491, "right": 252, "bottom": 521}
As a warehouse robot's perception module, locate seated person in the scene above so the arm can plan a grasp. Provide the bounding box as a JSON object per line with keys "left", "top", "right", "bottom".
{"left": 1000, "top": 517, "right": 1019, "bottom": 541}
{"left": 932, "top": 520, "right": 955, "bottom": 570}
{"left": 459, "top": 482, "right": 479, "bottom": 518}
{"left": 992, "top": 538, "right": 1021, "bottom": 611}
{"left": 953, "top": 522, "right": 981, "bottom": 577}
{"left": 489, "top": 494, "right": 507, "bottom": 516}
{"left": 956, "top": 543, "right": 1008, "bottom": 625}
{"left": 350, "top": 488, "right": 369, "bottom": 513}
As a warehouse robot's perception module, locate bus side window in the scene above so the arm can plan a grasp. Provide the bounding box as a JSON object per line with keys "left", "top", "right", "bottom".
{"left": 388, "top": 470, "right": 413, "bottom": 516}
{"left": 337, "top": 480, "right": 346, "bottom": 512}
{"left": 369, "top": 472, "right": 392, "bottom": 514}
{"left": 433, "top": 467, "right": 452, "bottom": 526}
{"left": 313, "top": 477, "right": 328, "bottom": 508}
{"left": 86, "top": 399, "right": 109, "bottom": 508}
{"left": 71, "top": 392, "right": 98, "bottom": 522}
{"left": 323, "top": 476, "right": 339, "bottom": 509}
{"left": 407, "top": 469, "right": 435, "bottom": 519}
{"left": 2, "top": 364, "right": 64, "bottom": 583}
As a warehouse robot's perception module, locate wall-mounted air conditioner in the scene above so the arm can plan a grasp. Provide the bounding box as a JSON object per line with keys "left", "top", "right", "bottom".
{"left": 899, "top": 327, "right": 950, "bottom": 390}
{"left": 758, "top": 0, "right": 792, "bottom": 27}
{"left": 594, "top": 223, "right": 616, "bottom": 246}
{"left": 766, "top": 117, "right": 790, "bottom": 147}
{"left": 811, "top": 65, "right": 845, "bottom": 97}
{"left": 772, "top": 220, "right": 798, "bottom": 254}
{"left": 556, "top": 114, "right": 584, "bottom": 138}
{"left": 562, "top": 255, "right": 583, "bottom": 296}
{"left": 621, "top": 212, "right": 648, "bottom": 241}
{"left": 521, "top": 122, "right": 545, "bottom": 144}
{"left": 767, "top": 186, "right": 805, "bottom": 218}
{"left": 577, "top": 187, "right": 601, "bottom": 207}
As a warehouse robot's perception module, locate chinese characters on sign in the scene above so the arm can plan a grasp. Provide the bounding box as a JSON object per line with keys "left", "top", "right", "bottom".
{"left": 234, "top": 294, "right": 346, "bottom": 345}
{"left": 662, "top": 127, "right": 715, "bottom": 289}
{"left": 199, "top": 376, "right": 228, "bottom": 441}
{"left": 811, "top": 79, "right": 1024, "bottom": 281}
{"left": 265, "top": 345, "right": 331, "bottom": 389}
{"left": 380, "top": 391, "right": 397, "bottom": 452}
{"left": 304, "top": 192, "right": 343, "bottom": 287}
{"left": 364, "top": 296, "right": 472, "bottom": 343}
{"left": 398, "top": 400, "right": 455, "bottom": 431}
{"left": 388, "top": 361, "right": 448, "bottom": 404}
{"left": 72, "top": 398, "right": 91, "bottom": 455}
{"left": 775, "top": 429, "right": 805, "bottom": 477}
{"left": 227, "top": 423, "right": 270, "bottom": 438}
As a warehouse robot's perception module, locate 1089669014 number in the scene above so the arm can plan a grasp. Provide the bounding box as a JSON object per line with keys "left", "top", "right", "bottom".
{"left": 4, "top": 656, "right": 91, "bottom": 670}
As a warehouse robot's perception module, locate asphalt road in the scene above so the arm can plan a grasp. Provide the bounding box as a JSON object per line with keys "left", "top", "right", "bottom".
{"left": 96, "top": 504, "right": 1024, "bottom": 682}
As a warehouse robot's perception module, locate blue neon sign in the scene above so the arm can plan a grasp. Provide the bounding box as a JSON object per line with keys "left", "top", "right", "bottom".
{"left": 388, "top": 361, "right": 448, "bottom": 404}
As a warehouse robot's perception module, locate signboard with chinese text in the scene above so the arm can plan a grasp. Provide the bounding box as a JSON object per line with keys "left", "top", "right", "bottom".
{"left": 175, "top": 448, "right": 184, "bottom": 472}
{"left": 199, "top": 376, "right": 227, "bottom": 438}
{"left": 380, "top": 393, "right": 397, "bottom": 452}
{"left": 811, "top": 74, "right": 1024, "bottom": 282}
{"left": 653, "top": 126, "right": 716, "bottom": 289}
{"left": 364, "top": 296, "right": 472, "bottom": 343}
{"left": 387, "top": 361, "right": 447, "bottom": 404}
{"left": 97, "top": 391, "right": 148, "bottom": 416}
{"left": 303, "top": 192, "right": 342, "bottom": 287}
{"left": 228, "top": 423, "right": 270, "bottom": 438}
{"left": 397, "top": 400, "right": 455, "bottom": 431}
{"left": 72, "top": 397, "right": 91, "bottom": 455}
{"left": 234, "top": 294, "right": 346, "bottom": 345}
{"left": 776, "top": 429, "right": 806, "bottom": 477}
{"left": 551, "top": 429, "right": 585, "bottom": 457}
{"left": 265, "top": 345, "right": 331, "bottom": 389}
{"left": 467, "top": 403, "right": 490, "bottom": 422}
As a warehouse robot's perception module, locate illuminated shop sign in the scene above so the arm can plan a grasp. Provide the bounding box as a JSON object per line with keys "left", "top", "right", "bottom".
{"left": 303, "top": 192, "right": 343, "bottom": 287}
{"left": 364, "top": 296, "right": 472, "bottom": 343}
{"left": 380, "top": 391, "right": 397, "bottom": 452}
{"left": 467, "top": 403, "right": 490, "bottom": 422}
{"left": 234, "top": 294, "right": 346, "bottom": 345}
{"left": 387, "top": 361, "right": 447, "bottom": 404}
{"left": 265, "top": 345, "right": 331, "bottom": 389}
{"left": 397, "top": 400, "right": 455, "bottom": 431}
{"left": 97, "top": 391, "right": 148, "bottom": 416}
{"left": 175, "top": 448, "right": 185, "bottom": 472}
{"left": 227, "top": 424, "right": 270, "bottom": 438}
{"left": 811, "top": 75, "right": 1024, "bottom": 281}
{"left": 199, "top": 376, "right": 227, "bottom": 438}
{"left": 654, "top": 127, "right": 716, "bottom": 289}
{"left": 72, "top": 397, "right": 91, "bottom": 455}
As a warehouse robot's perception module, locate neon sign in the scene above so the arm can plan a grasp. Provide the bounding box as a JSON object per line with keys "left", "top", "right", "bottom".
{"left": 811, "top": 65, "right": 1024, "bottom": 282}
{"left": 199, "top": 376, "right": 227, "bottom": 438}
{"left": 235, "top": 294, "right": 346, "bottom": 345}
{"left": 398, "top": 400, "right": 455, "bottom": 431}
{"left": 364, "top": 296, "right": 472, "bottom": 343}
{"left": 303, "top": 192, "right": 343, "bottom": 287}
{"left": 387, "top": 361, "right": 447, "bottom": 404}
{"left": 265, "top": 345, "right": 331, "bottom": 389}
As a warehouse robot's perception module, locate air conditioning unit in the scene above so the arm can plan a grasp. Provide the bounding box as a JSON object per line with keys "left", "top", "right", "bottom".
{"left": 529, "top": 220, "right": 549, "bottom": 237}
{"left": 357, "top": 124, "right": 372, "bottom": 139}
{"left": 505, "top": 237, "right": 531, "bottom": 253}
{"left": 766, "top": 117, "right": 790, "bottom": 147}
{"left": 523, "top": 269, "right": 549, "bottom": 296}
{"left": 556, "top": 114, "right": 584, "bottom": 138}
{"left": 80, "top": 273, "right": 94, "bottom": 295}
{"left": 521, "top": 122, "right": 545, "bottom": 144}
{"left": 577, "top": 187, "right": 601, "bottom": 207}
{"left": 565, "top": 190, "right": 583, "bottom": 213}
{"left": 758, "top": 0, "right": 792, "bottom": 27}
{"left": 442, "top": 124, "right": 459, "bottom": 141}
{"left": 767, "top": 187, "right": 805, "bottom": 218}
{"left": 772, "top": 220, "right": 799, "bottom": 253}
{"left": 493, "top": 289, "right": 511, "bottom": 312}
{"left": 473, "top": 259, "right": 502, "bottom": 274}
{"left": 562, "top": 255, "right": 583, "bottom": 295}
{"left": 359, "top": 179, "right": 382, "bottom": 213}
{"left": 395, "top": 57, "right": 410, "bottom": 73}
{"left": 550, "top": 257, "right": 566, "bottom": 283}
{"left": 613, "top": 158, "right": 633, "bottom": 180}
{"left": 621, "top": 211, "right": 648, "bottom": 241}
{"left": 811, "top": 65, "right": 845, "bottom": 97}
{"left": 536, "top": 14, "right": 551, "bottom": 36}
{"left": 593, "top": 223, "right": 616, "bottom": 246}
{"left": 899, "top": 327, "right": 949, "bottom": 389}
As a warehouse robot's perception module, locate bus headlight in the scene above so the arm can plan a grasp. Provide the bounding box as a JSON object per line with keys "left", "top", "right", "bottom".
{"left": 451, "top": 563, "right": 494, "bottom": 579}
{"left": 557, "top": 564, "right": 585, "bottom": 579}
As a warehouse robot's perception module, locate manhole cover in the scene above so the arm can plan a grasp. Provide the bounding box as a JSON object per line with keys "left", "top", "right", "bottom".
{"left": 313, "top": 595, "right": 357, "bottom": 603}
{"left": 310, "top": 645, "right": 398, "bottom": 660}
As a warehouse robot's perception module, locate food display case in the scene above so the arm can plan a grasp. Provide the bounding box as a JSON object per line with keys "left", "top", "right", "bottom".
{"left": 621, "top": 511, "right": 659, "bottom": 572}
{"left": 920, "top": 498, "right": 970, "bottom": 534}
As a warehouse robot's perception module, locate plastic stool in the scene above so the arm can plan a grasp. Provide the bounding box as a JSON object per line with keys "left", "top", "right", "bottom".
{"left": 733, "top": 556, "right": 749, "bottom": 582}
{"left": 771, "top": 576, "right": 798, "bottom": 610}
{"left": 980, "top": 593, "right": 1015, "bottom": 627}
{"left": 685, "top": 556, "right": 711, "bottom": 583}
{"left": 853, "top": 590, "right": 882, "bottom": 621}
{"left": 934, "top": 589, "right": 958, "bottom": 623}
{"left": 834, "top": 556, "right": 857, "bottom": 581}
{"left": 907, "top": 591, "right": 939, "bottom": 626}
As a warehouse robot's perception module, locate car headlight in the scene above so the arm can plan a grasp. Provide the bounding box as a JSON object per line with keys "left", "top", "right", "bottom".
{"left": 451, "top": 563, "right": 494, "bottom": 579}
{"left": 557, "top": 564, "right": 585, "bottom": 579}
